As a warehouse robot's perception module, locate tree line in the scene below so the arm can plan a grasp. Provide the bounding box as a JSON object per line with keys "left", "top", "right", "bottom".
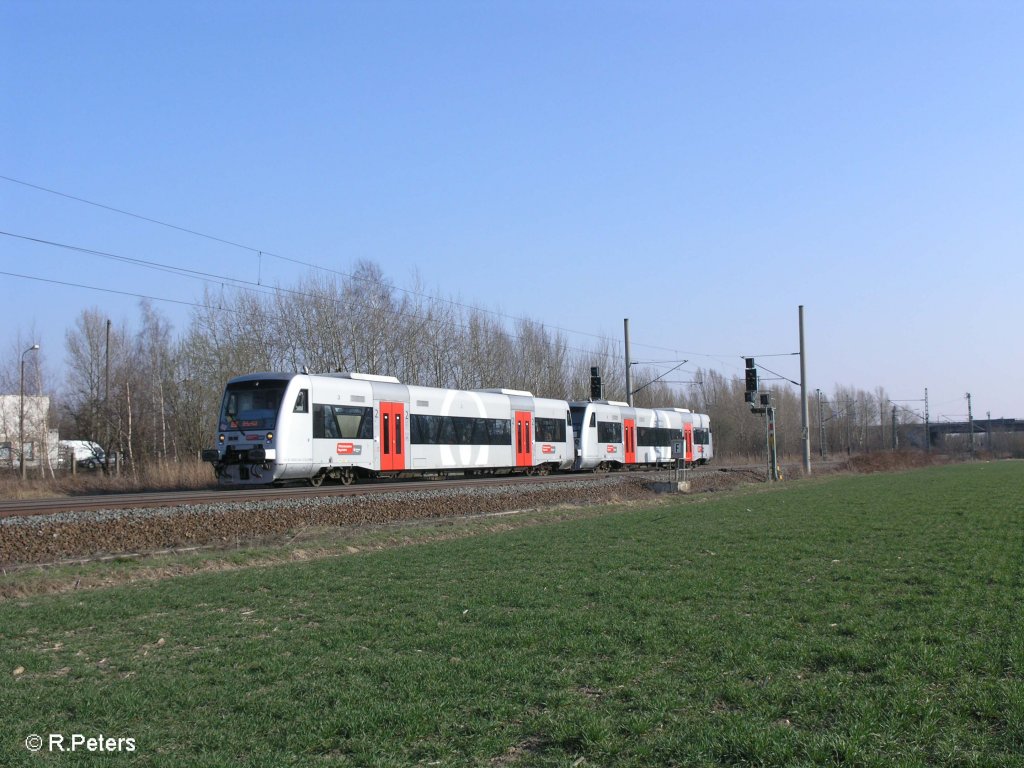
{"left": 3, "top": 261, "right": 937, "bottom": 468}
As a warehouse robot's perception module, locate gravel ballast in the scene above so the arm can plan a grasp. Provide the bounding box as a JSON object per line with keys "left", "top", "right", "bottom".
{"left": 1, "top": 472, "right": 746, "bottom": 566}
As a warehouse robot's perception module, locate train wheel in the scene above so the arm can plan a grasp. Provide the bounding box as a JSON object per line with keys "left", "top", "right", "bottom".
{"left": 309, "top": 473, "right": 324, "bottom": 488}
{"left": 338, "top": 468, "right": 355, "bottom": 486}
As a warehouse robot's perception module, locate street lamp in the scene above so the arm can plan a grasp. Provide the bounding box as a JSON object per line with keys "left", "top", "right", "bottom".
{"left": 19, "top": 343, "right": 39, "bottom": 480}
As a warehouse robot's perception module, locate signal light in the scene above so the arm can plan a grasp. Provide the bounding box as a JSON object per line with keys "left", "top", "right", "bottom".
{"left": 590, "top": 366, "right": 603, "bottom": 400}
{"left": 745, "top": 358, "right": 758, "bottom": 393}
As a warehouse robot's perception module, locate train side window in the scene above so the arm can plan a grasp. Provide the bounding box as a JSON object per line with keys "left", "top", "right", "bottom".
{"left": 535, "top": 417, "right": 566, "bottom": 442}
{"left": 293, "top": 389, "right": 309, "bottom": 413}
{"left": 331, "top": 405, "right": 372, "bottom": 439}
{"left": 589, "top": 413, "right": 596, "bottom": 428}
{"left": 313, "top": 404, "right": 340, "bottom": 439}
{"left": 597, "top": 421, "right": 622, "bottom": 443}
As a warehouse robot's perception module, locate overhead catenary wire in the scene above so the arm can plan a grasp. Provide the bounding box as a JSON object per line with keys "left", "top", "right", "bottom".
{"left": 3, "top": 230, "right": 700, "bottom": 367}
{"left": 1, "top": 173, "right": 716, "bottom": 360}
{"left": 0, "top": 269, "right": 241, "bottom": 314}
{"left": 0, "top": 231, "right": 599, "bottom": 359}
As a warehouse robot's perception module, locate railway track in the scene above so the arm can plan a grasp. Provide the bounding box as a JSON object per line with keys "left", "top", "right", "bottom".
{"left": 0, "top": 467, "right": 731, "bottom": 520}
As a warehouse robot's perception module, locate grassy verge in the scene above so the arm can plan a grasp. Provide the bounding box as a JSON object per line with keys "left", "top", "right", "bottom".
{"left": 1, "top": 462, "right": 1021, "bottom": 766}
{"left": 0, "top": 503, "right": 631, "bottom": 599}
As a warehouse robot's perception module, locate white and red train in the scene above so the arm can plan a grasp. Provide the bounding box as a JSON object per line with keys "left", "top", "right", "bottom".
{"left": 203, "top": 372, "right": 712, "bottom": 486}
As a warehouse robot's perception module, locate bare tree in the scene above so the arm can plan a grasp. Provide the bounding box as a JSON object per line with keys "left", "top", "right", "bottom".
{"left": 62, "top": 309, "right": 111, "bottom": 441}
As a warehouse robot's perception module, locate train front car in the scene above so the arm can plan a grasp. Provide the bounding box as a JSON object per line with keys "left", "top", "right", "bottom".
{"left": 204, "top": 372, "right": 309, "bottom": 484}
{"left": 204, "top": 372, "right": 578, "bottom": 486}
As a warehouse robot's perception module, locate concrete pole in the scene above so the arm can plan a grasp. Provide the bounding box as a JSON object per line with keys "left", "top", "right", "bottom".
{"left": 105, "top": 318, "right": 111, "bottom": 474}
{"left": 816, "top": 388, "right": 826, "bottom": 459}
{"left": 799, "top": 305, "right": 811, "bottom": 474}
{"left": 966, "top": 392, "right": 974, "bottom": 457}
{"left": 925, "top": 387, "right": 930, "bottom": 452}
{"left": 19, "top": 344, "right": 39, "bottom": 480}
{"left": 19, "top": 356, "right": 26, "bottom": 481}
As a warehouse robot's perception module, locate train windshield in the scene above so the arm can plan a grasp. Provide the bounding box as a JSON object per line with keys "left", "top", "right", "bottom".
{"left": 219, "top": 380, "right": 287, "bottom": 431}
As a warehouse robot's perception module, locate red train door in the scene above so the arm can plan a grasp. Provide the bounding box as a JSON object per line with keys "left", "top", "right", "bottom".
{"left": 379, "top": 402, "right": 405, "bottom": 472}
{"left": 683, "top": 423, "right": 694, "bottom": 466}
{"left": 624, "top": 419, "right": 636, "bottom": 464}
{"left": 514, "top": 411, "right": 533, "bottom": 468}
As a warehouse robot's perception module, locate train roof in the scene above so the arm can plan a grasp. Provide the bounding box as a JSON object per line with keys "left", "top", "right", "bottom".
{"left": 226, "top": 372, "right": 297, "bottom": 384}
{"left": 327, "top": 372, "right": 401, "bottom": 383}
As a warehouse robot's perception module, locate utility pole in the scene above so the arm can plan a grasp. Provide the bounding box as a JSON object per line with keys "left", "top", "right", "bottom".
{"left": 816, "top": 389, "right": 826, "bottom": 459}
{"left": 966, "top": 392, "right": 974, "bottom": 457}
{"left": 924, "top": 388, "right": 930, "bottom": 453}
{"left": 19, "top": 344, "right": 40, "bottom": 480}
{"left": 799, "top": 305, "right": 811, "bottom": 474}
{"left": 891, "top": 405, "right": 898, "bottom": 451}
{"left": 624, "top": 318, "right": 633, "bottom": 407}
{"left": 987, "top": 411, "right": 992, "bottom": 451}
{"left": 105, "top": 318, "right": 111, "bottom": 474}
{"left": 846, "top": 400, "right": 855, "bottom": 455}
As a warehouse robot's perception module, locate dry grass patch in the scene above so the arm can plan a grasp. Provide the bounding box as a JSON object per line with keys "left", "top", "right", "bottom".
{"left": 0, "top": 459, "right": 216, "bottom": 500}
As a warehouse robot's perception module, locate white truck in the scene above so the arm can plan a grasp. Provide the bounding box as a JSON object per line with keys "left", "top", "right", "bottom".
{"left": 59, "top": 440, "right": 106, "bottom": 470}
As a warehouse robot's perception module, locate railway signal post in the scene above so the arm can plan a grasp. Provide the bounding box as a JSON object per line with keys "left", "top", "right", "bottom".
{"left": 745, "top": 358, "right": 781, "bottom": 482}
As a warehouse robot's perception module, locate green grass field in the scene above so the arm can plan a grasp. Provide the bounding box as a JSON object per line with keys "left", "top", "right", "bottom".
{"left": 2, "top": 463, "right": 1022, "bottom": 767}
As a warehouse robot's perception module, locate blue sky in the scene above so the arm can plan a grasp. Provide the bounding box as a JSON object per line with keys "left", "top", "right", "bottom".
{"left": 3, "top": 1, "right": 1022, "bottom": 420}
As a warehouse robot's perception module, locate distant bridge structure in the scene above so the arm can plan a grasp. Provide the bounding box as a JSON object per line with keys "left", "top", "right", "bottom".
{"left": 906, "top": 418, "right": 1024, "bottom": 449}
{"left": 929, "top": 417, "right": 1021, "bottom": 437}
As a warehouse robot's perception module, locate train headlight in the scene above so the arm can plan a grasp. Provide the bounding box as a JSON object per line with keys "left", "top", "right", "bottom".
{"left": 266, "top": 433, "right": 274, "bottom": 442}
{"left": 219, "top": 434, "right": 225, "bottom": 443}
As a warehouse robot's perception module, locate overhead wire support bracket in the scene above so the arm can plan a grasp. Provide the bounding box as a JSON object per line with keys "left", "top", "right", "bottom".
{"left": 630, "top": 360, "right": 688, "bottom": 397}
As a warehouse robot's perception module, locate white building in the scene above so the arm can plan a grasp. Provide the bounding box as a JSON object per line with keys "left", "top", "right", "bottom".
{"left": 0, "top": 394, "right": 59, "bottom": 472}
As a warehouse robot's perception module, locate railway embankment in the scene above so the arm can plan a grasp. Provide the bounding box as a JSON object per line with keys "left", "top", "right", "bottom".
{"left": 1, "top": 469, "right": 752, "bottom": 567}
